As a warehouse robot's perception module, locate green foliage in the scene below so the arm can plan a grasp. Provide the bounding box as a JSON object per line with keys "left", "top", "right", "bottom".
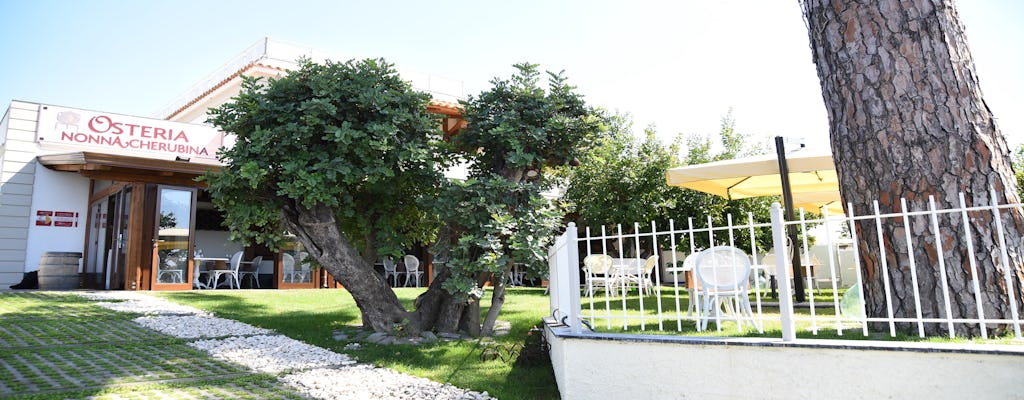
{"left": 437, "top": 63, "right": 604, "bottom": 297}
{"left": 565, "top": 111, "right": 773, "bottom": 253}
{"left": 203, "top": 58, "right": 444, "bottom": 254}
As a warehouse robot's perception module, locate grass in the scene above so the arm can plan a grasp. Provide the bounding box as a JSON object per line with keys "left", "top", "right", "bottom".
{"left": 579, "top": 286, "right": 1024, "bottom": 344}
{"left": 0, "top": 292, "right": 301, "bottom": 400}
{"left": 152, "top": 287, "right": 559, "bottom": 400}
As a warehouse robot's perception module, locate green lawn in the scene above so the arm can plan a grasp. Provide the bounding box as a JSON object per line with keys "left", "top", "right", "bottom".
{"left": 152, "top": 287, "right": 559, "bottom": 400}
{"left": 579, "top": 286, "right": 1023, "bottom": 343}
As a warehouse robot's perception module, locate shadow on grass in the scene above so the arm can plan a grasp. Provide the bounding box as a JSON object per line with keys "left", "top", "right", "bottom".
{"left": 154, "top": 287, "right": 561, "bottom": 400}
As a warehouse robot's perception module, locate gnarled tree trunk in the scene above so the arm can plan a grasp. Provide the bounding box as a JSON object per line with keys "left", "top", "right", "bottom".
{"left": 282, "top": 202, "right": 410, "bottom": 332}
{"left": 801, "top": 0, "right": 1024, "bottom": 336}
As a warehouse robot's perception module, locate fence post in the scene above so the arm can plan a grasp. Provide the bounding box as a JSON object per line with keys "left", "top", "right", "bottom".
{"left": 564, "top": 223, "right": 582, "bottom": 333}
{"left": 770, "top": 203, "right": 797, "bottom": 341}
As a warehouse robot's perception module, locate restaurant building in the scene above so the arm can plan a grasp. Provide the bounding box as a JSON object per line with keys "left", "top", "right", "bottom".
{"left": 0, "top": 38, "right": 464, "bottom": 290}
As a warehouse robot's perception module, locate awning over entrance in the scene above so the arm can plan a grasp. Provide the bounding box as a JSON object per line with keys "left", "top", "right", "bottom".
{"left": 37, "top": 152, "right": 220, "bottom": 186}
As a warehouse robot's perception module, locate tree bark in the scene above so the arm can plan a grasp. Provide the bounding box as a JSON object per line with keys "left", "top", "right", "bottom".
{"left": 481, "top": 280, "right": 506, "bottom": 336}
{"left": 282, "top": 202, "right": 410, "bottom": 333}
{"left": 801, "top": 0, "right": 1024, "bottom": 336}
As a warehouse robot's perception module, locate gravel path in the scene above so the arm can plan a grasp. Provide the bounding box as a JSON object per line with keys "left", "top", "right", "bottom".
{"left": 77, "top": 291, "right": 495, "bottom": 400}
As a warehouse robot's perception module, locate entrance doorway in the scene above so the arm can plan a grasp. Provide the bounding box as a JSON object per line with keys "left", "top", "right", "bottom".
{"left": 152, "top": 186, "right": 196, "bottom": 290}
{"left": 84, "top": 186, "right": 132, "bottom": 290}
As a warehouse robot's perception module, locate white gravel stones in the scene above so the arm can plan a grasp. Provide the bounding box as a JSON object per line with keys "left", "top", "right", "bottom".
{"left": 281, "top": 366, "right": 495, "bottom": 400}
{"left": 74, "top": 291, "right": 496, "bottom": 400}
{"left": 189, "top": 334, "right": 356, "bottom": 374}
{"left": 134, "top": 315, "right": 271, "bottom": 338}
{"left": 78, "top": 291, "right": 211, "bottom": 316}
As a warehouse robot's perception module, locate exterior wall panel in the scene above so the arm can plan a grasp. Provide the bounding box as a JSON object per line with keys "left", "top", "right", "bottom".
{"left": 0, "top": 102, "right": 37, "bottom": 286}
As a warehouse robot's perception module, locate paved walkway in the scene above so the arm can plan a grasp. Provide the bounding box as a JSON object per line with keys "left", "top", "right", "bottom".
{"left": 0, "top": 291, "right": 306, "bottom": 399}
{"left": 0, "top": 290, "right": 493, "bottom": 400}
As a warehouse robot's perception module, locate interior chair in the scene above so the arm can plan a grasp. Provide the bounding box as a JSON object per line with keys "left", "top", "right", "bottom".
{"left": 212, "top": 251, "right": 243, "bottom": 289}
{"left": 239, "top": 256, "right": 263, "bottom": 288}
{"left": 294, "top": 252, "right": 312, "bottom": 283}
{"left": 583, "top": 254, "right": 614, "bottom": 296}
{"left": 155, "top": 254, "right": 183, "bottom": 284}
{"left": 382, "top": 257, "right": 401, "bottom": 286}
{"left": 282, "top": 253, "right": 296, "bottom": 283}
{"left": 403, "top": 255, "right": 422, "bottom": 287}
{"left": 695, "top": 246, "right": 759, "bottom": 330}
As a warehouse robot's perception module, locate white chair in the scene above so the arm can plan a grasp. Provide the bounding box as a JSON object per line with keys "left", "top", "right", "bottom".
{"left": 282, "top": 253, "right": 296, "bottom": 283}
{"left": 293, "top": 252, "right": 312, "bottom": 283}
{"left": 695, "top": 246, "right": 759, "bottom": 330}
{"left": 212, "top": 251, "right": 243, "bottom": 289}
{"left": 403, "top": 255, "right": 422, "bottom": 287}
{"left": 382, "top": 258, "right": 401, "bottom": 286}
{"left": 239, "top": 256, "right": 262, "bottom": 288}
{"left": 155, "top": 254, "right": 184, "bottom": 284}
{"left": 583, "top": 254, "right": 614, "bottom": 296}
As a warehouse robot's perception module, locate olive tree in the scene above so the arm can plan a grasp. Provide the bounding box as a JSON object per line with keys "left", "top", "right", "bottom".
{"left": 206, "top": 58, "right": 446, "bottom": 333}
{"left": 415, "top": 63, "right": 604, "bottom": 335}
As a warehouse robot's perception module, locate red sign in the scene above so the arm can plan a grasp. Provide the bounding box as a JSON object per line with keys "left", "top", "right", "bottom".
{"left": 54, "top": 212, "right": 78, "bottom": 227}
{"left": 36, "top": 211, "right": 53, "bottom": 226}
{"left": 35, "top": 210, "right": 79, "bottom": 227}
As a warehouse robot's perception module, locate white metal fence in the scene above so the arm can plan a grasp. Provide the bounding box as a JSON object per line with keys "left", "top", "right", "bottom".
{"left": 548, "top": 189, "right": 1024, "bottom": 341}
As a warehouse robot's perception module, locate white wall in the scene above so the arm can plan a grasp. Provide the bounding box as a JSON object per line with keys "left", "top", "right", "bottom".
{"left": 0, "top": 102, "right": 40, "bottom": 285}
{"left": 545, "top": 325, "right": 1024, "bottom": 400}
{"left": 24, "top": 164, "right": 90, "bottom": 272}
{"left": 194, "top": 229, "right": 242, "bottom": 259}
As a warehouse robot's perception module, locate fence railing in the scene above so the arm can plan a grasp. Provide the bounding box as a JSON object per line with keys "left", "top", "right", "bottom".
{"left": 548, "top": 190, "right": 1024, "bottom": 341}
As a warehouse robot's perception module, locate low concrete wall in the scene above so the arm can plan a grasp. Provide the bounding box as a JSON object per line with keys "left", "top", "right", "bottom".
{"left": 546, "top": 323, "right": 1024, "bottom": 400}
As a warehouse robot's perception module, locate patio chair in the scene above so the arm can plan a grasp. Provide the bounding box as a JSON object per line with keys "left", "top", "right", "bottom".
{"left": 155, "top": 254, "right": 184, "bottom": 284}
{"left": 212, "top": 251, "right": 243, "bottom": 289}
{"left": 282, "top": 253, "right": 296, "bottom": 283}
{"left": 620, "top": 255, "right": 659, "bottom": 296}
{"left": 294, "top": 252, "right": 312, "bottom": 283}
{"left": 239, "top": 256, "right": 262, "bottom": 288}
{"left": 403, "top": 255, "right": 422, "bottom": 287}
{"left": 382, "top": 257, "right": 402, "bottom": 286}
{"left": 695, "top": 246, "right": 759, "bottom": 330}
{"left": 583, "top": 254, "right": 614, "bottom": 296}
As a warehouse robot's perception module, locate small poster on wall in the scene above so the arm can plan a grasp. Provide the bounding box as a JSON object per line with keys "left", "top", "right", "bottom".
{"left": 54, "top": 212, "right": 78, "bottom": 227}
{"left": 35, "top": 211, "right": 52, "bottom": 226}
{"left": 35, "top": 210, "right": 79, "bottom": 227}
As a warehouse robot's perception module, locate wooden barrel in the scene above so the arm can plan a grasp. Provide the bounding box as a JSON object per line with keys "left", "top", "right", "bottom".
{"left": 38, "top": 252, "right": 82, "bottom": 290}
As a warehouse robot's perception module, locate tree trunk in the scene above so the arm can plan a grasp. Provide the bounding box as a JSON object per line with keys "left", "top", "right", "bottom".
{"left": 282, "top": 202, "right": 410, "bottom": 333}
{"left": 481, "top": 280, "right": 506, "bottom": 336}
{"left": 801, "top": 0, "right": 1024, "bottom": 336}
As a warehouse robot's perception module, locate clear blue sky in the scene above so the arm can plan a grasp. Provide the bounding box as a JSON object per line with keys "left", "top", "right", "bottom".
{"left": 1, "top": 0, "right": 1021, "bottom": 151}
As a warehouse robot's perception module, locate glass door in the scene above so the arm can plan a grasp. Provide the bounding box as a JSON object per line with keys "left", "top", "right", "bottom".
{"left": 152, "top": 186, "right": 196, "bottom": 289}
{"left": 102, "top": 188, "right": 131, "bottom": 290}
{"left": 83, "top": 200, "right": 107, "bottom": 289}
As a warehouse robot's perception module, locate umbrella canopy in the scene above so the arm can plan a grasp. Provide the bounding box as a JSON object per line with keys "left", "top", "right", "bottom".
{"left": 665, "top": 147, "right": 843, "bottom": 214}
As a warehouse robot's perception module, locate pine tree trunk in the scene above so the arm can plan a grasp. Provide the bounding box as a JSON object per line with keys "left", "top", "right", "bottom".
{"left": 801, "top": 0, "right": 1024, "bottom": 336}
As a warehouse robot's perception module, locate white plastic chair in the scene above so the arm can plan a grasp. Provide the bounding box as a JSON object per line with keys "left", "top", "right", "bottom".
{"left": 583, "top": 254, "right": 614, "bottom": 296}
{"left": 294, "top": 252, "right": 312, "bottom": 283}
{"left": 282, "top": 253, "right": 296, "bottom": 283}
{"left": 695, "top": 246, "right": 759, "bottom": 330}
{"left": 239, "top": 256, "right": 262, "bottom": 288}
{"left": 212, "top": 251, "right": 243, "bottom": 289}
{"left": 382, "top": 258, "right": 401, "bottom": 286}
{"left": 403, "top": 255, "right": 422, "bottom": 287}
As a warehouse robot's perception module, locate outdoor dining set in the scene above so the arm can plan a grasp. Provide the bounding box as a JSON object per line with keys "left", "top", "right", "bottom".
{"left": 157, "top": 248, "right": 311, "bottom": 290}
{"left": 581, "top": 246, "right": 825, "bottom": 330}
